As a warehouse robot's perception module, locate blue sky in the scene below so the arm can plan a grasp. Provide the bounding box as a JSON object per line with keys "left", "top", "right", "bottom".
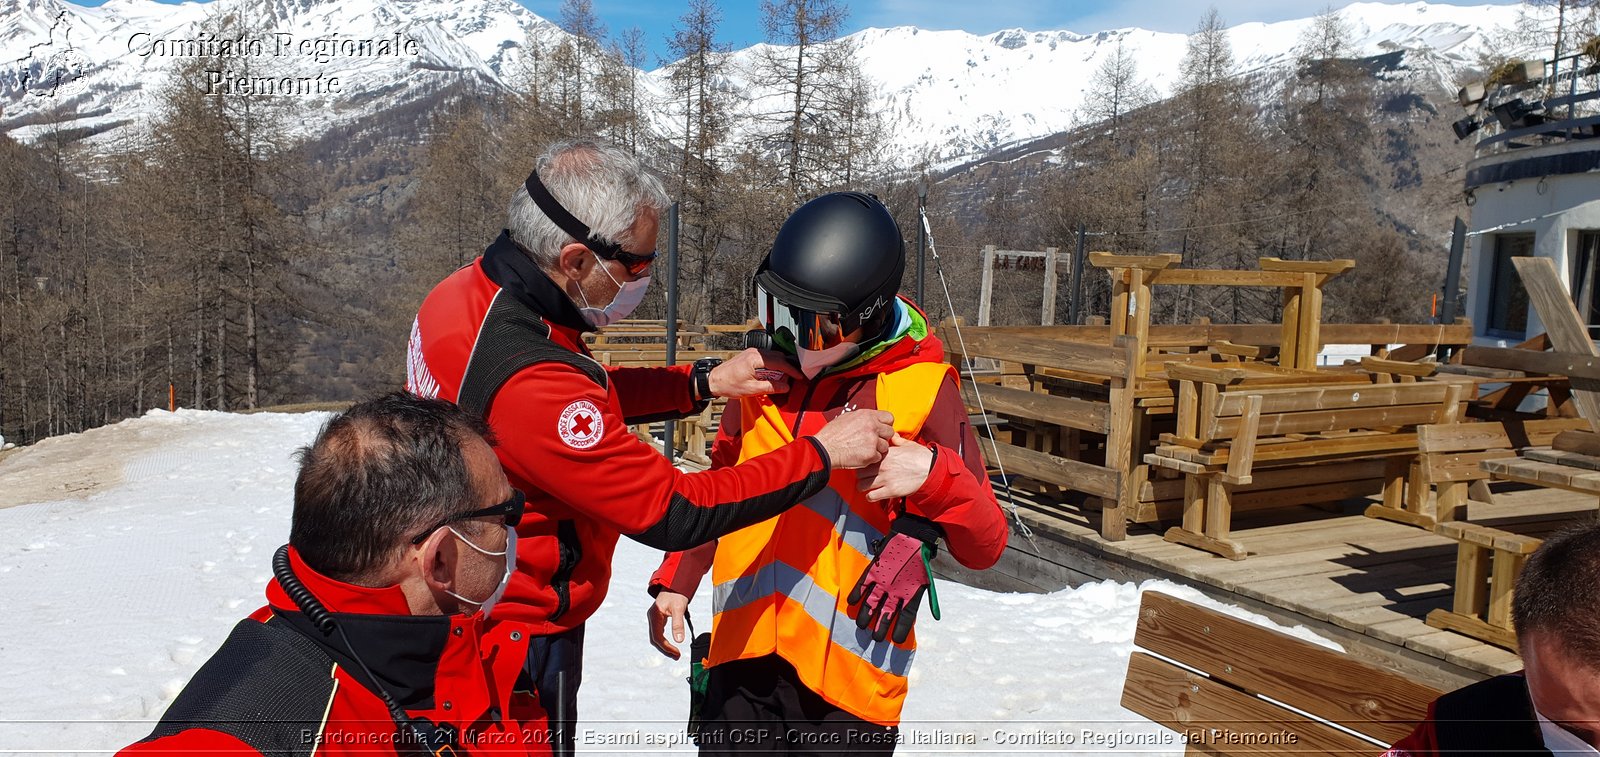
{"left": 522, "top": 0, "right": 1519, "bottom": 63}
{"left": 70, "top": 0, "right": 1521, "bottom": 65}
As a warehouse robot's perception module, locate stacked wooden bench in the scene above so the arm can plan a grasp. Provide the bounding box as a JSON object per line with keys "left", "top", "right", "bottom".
{"left": 1424, "top": 440, "right": 1600, "bottom": 649}
{"left": 1121, "top": 591, "right": 1440, "bottom": 754}
{"left": 593, "top": 348, "right": 740, "bottom": 368}
{"left": 667, "top": 398, "right": 726, "bottom": 468}
{"left": 585, "top": 319, "right": 745, "bottom": 368}
{"left": 1366, "top": 418, "right": 1587, "bottom": 529}
{"left": 1446, "top": 337, "right": 1579, "bottom": 421}
{"left": 1146, "top": 363, "right": 1464, "bottom": 559}
{"left": 945, "top": 253, "right": 1471, "bottom": 546}
{"left": 587, "top": 320, "right": 747, "bottom": 464}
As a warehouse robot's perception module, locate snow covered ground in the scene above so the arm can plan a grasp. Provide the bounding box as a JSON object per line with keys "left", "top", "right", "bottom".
{"left": 0, "top": 409, "right": 1339, "bottom": 755}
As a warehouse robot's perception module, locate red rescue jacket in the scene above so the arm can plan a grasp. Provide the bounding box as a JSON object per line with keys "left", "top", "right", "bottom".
{"left": 119, "top": 547, "right": 543, "bottom": 756}
{"left": 650, "top": 297, "right": 1008, "bottom": 599}
{"left": 408, "top": 231, "right": 832, "bottom": 635}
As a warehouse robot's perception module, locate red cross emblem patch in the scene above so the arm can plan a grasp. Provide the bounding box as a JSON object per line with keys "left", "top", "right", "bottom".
{"left": 557, "top": 400, "right": 604, "bottom": 450}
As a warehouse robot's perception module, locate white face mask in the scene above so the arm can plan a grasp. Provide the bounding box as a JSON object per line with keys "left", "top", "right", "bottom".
{"left": 443, "top": 525, "right": 516, "bottom": 618}
{"left": 797, "top": 342, "right": 861, "bottom": 379}
{"left": 579, "top": 252, "right": 650, "bottom": 329}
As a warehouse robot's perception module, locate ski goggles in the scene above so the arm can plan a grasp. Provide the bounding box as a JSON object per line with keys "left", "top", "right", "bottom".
{"left": 410, "top": 489, "right": 526, "bottom": 545}
{"left": 756, "top": 283, "right": 849, "bottom": 352}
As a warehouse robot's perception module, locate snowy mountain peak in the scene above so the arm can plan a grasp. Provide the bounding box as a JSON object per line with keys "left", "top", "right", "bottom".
{"left": 986, "top": 29, "right": 1089, "bottom": 51}
{"left": 0, "top": 0, "right": 1532, "bottom": 163}
{"left": 7, "top": 0, "right": 64, "bottom": 16}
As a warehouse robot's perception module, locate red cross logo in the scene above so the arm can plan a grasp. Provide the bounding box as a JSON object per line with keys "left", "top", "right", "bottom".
{"left": 557, "top": 400, "right": 604, "bottom": 449}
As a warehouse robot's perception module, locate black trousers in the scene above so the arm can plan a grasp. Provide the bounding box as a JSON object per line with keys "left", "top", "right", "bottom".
{"left": 697, "top": 655, "right": 898, "bottom": 756}
{"left": 525, "top": 623, "right": 585, "bottom": 757}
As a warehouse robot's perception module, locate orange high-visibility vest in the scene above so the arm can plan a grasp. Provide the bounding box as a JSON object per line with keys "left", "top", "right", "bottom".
{"left": 708, "top": 362, "right": 955, "bottom": 726}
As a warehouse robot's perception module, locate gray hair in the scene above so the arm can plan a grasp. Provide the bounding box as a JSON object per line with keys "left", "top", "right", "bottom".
{"left": 507, "top": 139, "right": 669, "bottom": 272}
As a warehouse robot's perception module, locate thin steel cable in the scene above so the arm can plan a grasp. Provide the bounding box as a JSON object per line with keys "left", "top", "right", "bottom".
{"left": 920, "top": 206, "right": 1039, "bottom": 549}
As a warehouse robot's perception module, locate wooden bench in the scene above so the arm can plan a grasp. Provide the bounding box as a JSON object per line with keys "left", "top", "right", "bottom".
{"left": 1345, "top": 355, "right": 1560, "bottom": 528}
{"left": 1425, "top": 520, "right": 1543, "bottom": 651}
{"left": 1358, "top": 355, "right": 1439, "bottom": 383}
{"left": 943, "top": 317, "right": 1471, "bottom": 544}
{"left": 1121, "top": 591, "right": 1441, "bottom": 754}
{"left": 1365, "top": 418, "right": 1587, "bottom": 529}
{"left": 1485, "top": 448, "right": 1600, "bottom": 493}
{"left": 1147, "top": 363, "right": 1465, "bottom": 559}
{"left": 667, "top": 398, "right": 726, "bottom": 468}
{"left": 1446, "top": 337, "right": 1580, "bottom": 421}
{"left": 1420, "top": 443, "right": 1600, "bottom": 650}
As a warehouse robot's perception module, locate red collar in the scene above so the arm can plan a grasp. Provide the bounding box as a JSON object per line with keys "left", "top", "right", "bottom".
{"left": 265, "top": 546, "right": 416, "bottom": 616}
{"left": 546, "top": 320, "right": 587, "bottom": 353}
{"left": 258, "top": 547, "right": 511, "bottom": 721}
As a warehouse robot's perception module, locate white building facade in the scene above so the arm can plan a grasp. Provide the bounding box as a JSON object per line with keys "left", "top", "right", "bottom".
{"left": 1462, "top": 57, "right": 1600, "bottom": 345}
{"left": 1466, "top": 141, "right": 1600, "bottom": 344}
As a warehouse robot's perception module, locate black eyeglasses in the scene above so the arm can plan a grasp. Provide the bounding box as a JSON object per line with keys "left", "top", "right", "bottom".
{"left": 409, "top": 489, "right": 525, "bottom": 545}
{"left": 507, "top": 233, "right": 654, "bottom": 278}
{"left": 599, "top": 247, "right": 656, "bottom": 277}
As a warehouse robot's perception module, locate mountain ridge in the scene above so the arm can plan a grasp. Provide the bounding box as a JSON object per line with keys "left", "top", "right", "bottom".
{"left": 1, "top": 0, "right": 1528, "bottom": 164}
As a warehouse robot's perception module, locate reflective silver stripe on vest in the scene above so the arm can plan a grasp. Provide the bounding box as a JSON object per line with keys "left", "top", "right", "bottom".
{"left": 798, "top": 488, "right": 883, "bottom": 561}
{"left": 713, "top": 560, "right": 915, "bottom": 677}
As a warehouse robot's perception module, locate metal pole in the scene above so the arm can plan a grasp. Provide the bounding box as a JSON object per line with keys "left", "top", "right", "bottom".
{"left": 1438, "top": 216, "right": 1467, "bottom": 361}
{"left": 916, "top": 182, "right": 928, "bottom": 305}
{"left": 663, "top": 201, "right": 680, "bottom": 458}
{"left": 1569, "top": 53, "right": 1580, "bottom": 122}
{"left": 1069, "top": 223, "right": 1087, "bottom": 325}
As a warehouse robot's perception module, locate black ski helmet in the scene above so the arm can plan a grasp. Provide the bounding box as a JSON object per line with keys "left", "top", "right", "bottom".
{"left": 754, "top": 192, "right": 904, "bottom": 348}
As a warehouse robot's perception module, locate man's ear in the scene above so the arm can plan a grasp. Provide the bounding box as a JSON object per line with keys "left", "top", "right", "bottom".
{"left": 556, "top": 243, "right": 592, "bottom": 283}
{"left": 418, "top": 528, "right": 457, "bottom": 595}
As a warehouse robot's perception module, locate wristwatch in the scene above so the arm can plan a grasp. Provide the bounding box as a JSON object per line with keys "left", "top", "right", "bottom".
{"left": 691, "top": 358, "right": 723, "bottom": 403}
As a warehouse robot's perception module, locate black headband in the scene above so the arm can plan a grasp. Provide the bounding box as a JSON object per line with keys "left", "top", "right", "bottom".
{"left": 523, "top": 169, "right": 626, "bottom": 258}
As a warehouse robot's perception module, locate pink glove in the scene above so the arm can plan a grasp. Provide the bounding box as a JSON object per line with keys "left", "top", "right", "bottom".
{"left": 847, "top": 514, "right": 943, "bottom": 644}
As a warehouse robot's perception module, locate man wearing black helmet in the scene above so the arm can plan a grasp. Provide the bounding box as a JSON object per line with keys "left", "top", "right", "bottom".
{"left": 647, "top": 192, "right": 1009, "bottom": 754}
{"left": 407, "top": 140, "right": 898, "bottom": 755}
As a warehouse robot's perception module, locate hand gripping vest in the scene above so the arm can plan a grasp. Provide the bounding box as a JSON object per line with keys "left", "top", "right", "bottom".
{"left": 707, "top": 362, "right": 955, "bottom": 726}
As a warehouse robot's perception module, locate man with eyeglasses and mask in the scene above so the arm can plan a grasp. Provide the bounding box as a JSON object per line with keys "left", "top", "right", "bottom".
{"left": 121, "top": 393, "right": 546, "bottom": 756}
{"left": 645, "top": 192, "right": 1008, "bottom": 755}
{"left": 407, "top": 139, "right": 898, "bottom": 755}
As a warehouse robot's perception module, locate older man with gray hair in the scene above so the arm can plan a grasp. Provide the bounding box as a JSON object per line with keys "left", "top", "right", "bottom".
{"left": 406, "top": 138, "right": 896, "bottom": 754}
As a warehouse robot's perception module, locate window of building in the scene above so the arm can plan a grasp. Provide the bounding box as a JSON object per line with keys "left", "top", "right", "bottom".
{"left": 1487, "top": 233, "right": 1533, "bottom": 336}
{"left": 1572, "top": 230, "right": 1600, "bottom": 336}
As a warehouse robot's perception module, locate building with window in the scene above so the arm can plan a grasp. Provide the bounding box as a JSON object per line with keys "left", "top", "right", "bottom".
{"left": 1462, "top": 54, "right": 1600, "bottom": 344}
